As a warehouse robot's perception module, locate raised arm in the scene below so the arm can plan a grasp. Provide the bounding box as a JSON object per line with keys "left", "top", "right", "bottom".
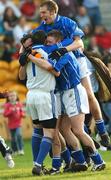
{"left": 28, "top": 54, "right": 60, "bottom": 77}
{"left": 66, "top": 36, "right": 84, "bottom": 52}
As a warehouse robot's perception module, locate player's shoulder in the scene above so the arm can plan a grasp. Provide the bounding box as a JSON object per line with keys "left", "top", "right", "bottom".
{"left": 60, "top": 15, "right": 76, "bottom": 24}
{"left": 32, "top": 21, "right": 45, "bottom": 33}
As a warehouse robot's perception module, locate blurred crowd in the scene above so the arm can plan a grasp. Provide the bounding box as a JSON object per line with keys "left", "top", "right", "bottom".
{"left": 0, "top": 0, "right": 42, "bottom": 62}
{"left": 0, "top": 0, "right": 111, "bottom": 62}
{"left": 0, "top": 0, "right": 111, "bottom": 135}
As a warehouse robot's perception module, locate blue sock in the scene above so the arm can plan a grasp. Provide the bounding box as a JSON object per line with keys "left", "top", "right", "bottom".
{"left": 71, "top": 150, "right": 85, "bottom": 164}
{"left": 61, "top": 148, "right": 71, "bottom": 165}
{"left": 31, "top": 128, "right": 43, "bottom": 163}
{"left": 35, "top": 137, "right": 52, "bottom": 166}
{"left": 66, "top": 144, "right": 73, "bottom": 153}
{"left": 96, "top": 119, "right": 106, "bottom": 135}
{"left": 90, "top": 151, "right": 103, "bottom": 165}
{"left": 52, "top": 157, "right": 61, "bottom": 170}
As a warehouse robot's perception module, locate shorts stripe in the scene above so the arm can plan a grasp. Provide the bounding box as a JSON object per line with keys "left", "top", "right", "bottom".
{"left": 74, "top": 86, "right": 81, "bottom": 113}
{"left": 60, "top": 91, "right": 65, "bottom": 114}
{"left": 50, "top": 91, "right": 56, "bottom": 118}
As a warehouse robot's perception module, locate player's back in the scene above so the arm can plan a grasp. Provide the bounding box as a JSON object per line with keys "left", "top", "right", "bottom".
{"left": 55, "top": 52, "right": 81, "bottom": 91}
{"left": 26, "top": 48, "right": 56, "bottom": 92}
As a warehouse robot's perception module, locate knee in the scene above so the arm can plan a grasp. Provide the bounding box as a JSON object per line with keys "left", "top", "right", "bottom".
{"left": 44, "top": 129, "right": 55, "bottom": 139}
{"left": 60, "top": 127, "right": 70, "bottom": 138}
{"left": 74, "top": 130, "right": 85, "bottom": 139}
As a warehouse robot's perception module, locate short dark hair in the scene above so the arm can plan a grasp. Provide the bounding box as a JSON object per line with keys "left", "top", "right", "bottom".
{"left": 20, "top": 31, "right": 46, "bottom": 45}
{"left": 40, "top": 0, "right": 58, "bottom": 14}
{"left": 47, "top": 30, "right": 63, "bottom": 41}
{"left": 32, "top": 30, "right": 46, "bottom": 45}
{"left": 20, "top": 34, "right": 32, "bottom": 45}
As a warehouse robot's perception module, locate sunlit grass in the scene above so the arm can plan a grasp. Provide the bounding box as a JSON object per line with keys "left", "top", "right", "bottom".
{"left": 0, "top": 140, "right": 111, "bottom": 180}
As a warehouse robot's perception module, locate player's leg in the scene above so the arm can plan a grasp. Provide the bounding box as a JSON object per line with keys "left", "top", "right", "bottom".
{"left": 49, "top": 123, "right": 72, "bottom": 174}
{"left": 49, "top": 92, "right": 72, "bottom": 174}
{"left": 64, "top": 84, "right": 105, "bottom": 171}
{"left": 32, "top": 90, "right": 58, "bottom": 176}
{"left": 50, "top": 117, "right": 62, "bottom": 174}
{"left": 60, "top": 115, "right": 80, "bottom": 150}
{"left": 31, "top": 122, "right": 43, "bottom": 165}
{"left": 32, "top": 118, "right": 57, "bottom": 176}
{"left": 70, "top": 113, "right": 105, "bottom": 171}
{"left": 79, "top": 56, "right": 110, "bottom": 147}
{"left": 26, "top": 90, "right": 44, "bottom": 165}
{"left": 60, "top": 114, "right": 88, "bottom": 172}
{"left": 59, "top": 132, "right": 72, "bottom": 172}
{"left": 0, "top": 136, "right": 14, "bottom": 168}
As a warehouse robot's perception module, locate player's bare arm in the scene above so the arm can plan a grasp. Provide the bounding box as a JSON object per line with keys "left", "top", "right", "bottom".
{"left": 19, "top": 65, "right": 27, "bottom": 80}
{"left": 28, "top": 54, "right": 60, "bottom": 77}
{"left": 66, "top": 36, "right": 84, "bottom": 52}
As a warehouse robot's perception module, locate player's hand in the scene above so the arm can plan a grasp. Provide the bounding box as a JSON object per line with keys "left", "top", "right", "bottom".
{"left": 19, "top": 48, "right": 32, "bottom": 66}
{"left": 48, "top": 48, "right": 68, "bottom": 60}
{"left": 31, "top": 50, "right": 38, "bottom": 56}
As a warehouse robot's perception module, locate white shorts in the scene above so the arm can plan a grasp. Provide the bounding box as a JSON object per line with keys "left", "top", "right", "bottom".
{"left": 26, "top": 89, "right": 58, "bottom": 121}
{"left": 62, "top": 83, "right": 89, "bottom": 117}
{"left": 78, "top": 57, "right": 91, "bottom": 79}
{"left": 55, "top": 92, "right": 66, "bottom": 116}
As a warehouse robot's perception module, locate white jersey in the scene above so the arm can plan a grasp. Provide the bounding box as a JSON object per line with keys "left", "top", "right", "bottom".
{"left": 26, "top": 48, "right": 56, "bottom": 92}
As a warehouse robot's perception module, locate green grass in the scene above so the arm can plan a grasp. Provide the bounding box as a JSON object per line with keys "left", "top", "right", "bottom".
{"left": 0, "top": 140, "right": 111, "bottom": 180}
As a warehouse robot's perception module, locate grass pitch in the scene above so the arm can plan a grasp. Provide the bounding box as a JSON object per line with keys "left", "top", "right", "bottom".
{"left": 0, "top": 140, "right": 111, "bottom": 180}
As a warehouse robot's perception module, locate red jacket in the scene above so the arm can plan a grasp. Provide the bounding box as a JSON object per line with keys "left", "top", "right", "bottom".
{"left": 3, "top": 102, "right": 25, "bottom": 129}
{"left": 96, "top": 32, "right": 111, "bottom": 49}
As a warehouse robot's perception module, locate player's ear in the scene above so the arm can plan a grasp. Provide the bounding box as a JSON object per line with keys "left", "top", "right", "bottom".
{"left": 50, "top": 10, "right": 55, "bottom": 15}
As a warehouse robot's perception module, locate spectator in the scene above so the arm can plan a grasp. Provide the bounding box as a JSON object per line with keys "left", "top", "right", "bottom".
{"left": 83, "top": 0, "right": 102, "bottom": 27}
{"left": 3, "top": 7, "right": 18, "bottom": 36}
{"left": 3, "top": 91, "right": 25, "bottom": 155}
{"left": 0, "top": 19, "right": 4, "bottom": 34}
{"left": 0, "top": 0, "right": 21, "bottom": 20}
{"left": 55, "top": 0, "right": 78, "bottom": 20}
{"left": 94, "top": 25, "right": 111, "bottom": 52}
{"left": 76, "top": 6, "right": 91, "bottom": 29}
{"left": 20, "top": 0, "right": 38, "bottom": 20}
{"left": 32, "top": 0, "right": 41, "bottom": 22}
{"left": 87, "top": 35, "right": 102, "bottom": 55}
{"left": 82, "top": 25, "right": 92, "bottom": 49}
{"left": 98, "top": 55, "right": 111, "bottom": 136}
{"left": 1, "top": 36, "right": 16, "bottom": 62}
{"left": 13, "top": 16, "right": 31, "bottom": 45}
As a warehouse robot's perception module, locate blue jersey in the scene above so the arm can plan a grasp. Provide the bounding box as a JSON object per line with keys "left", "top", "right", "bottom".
{"left": 32, "top": 15, "right": 84, "bottom": 39}
{"left": 31, "top": 39, "right": 72, "bottom": 76}
{"left": 32, "top": 42, "right": 80, "bottom": 91}
{"left": 32, "top": 15, "right": 85, "bottom": 58}
{"left": 32, "top": 38, "right": 72, "bottom": 54}
{"left": 49, "top": 52, "right": 81, "bottom": 91}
